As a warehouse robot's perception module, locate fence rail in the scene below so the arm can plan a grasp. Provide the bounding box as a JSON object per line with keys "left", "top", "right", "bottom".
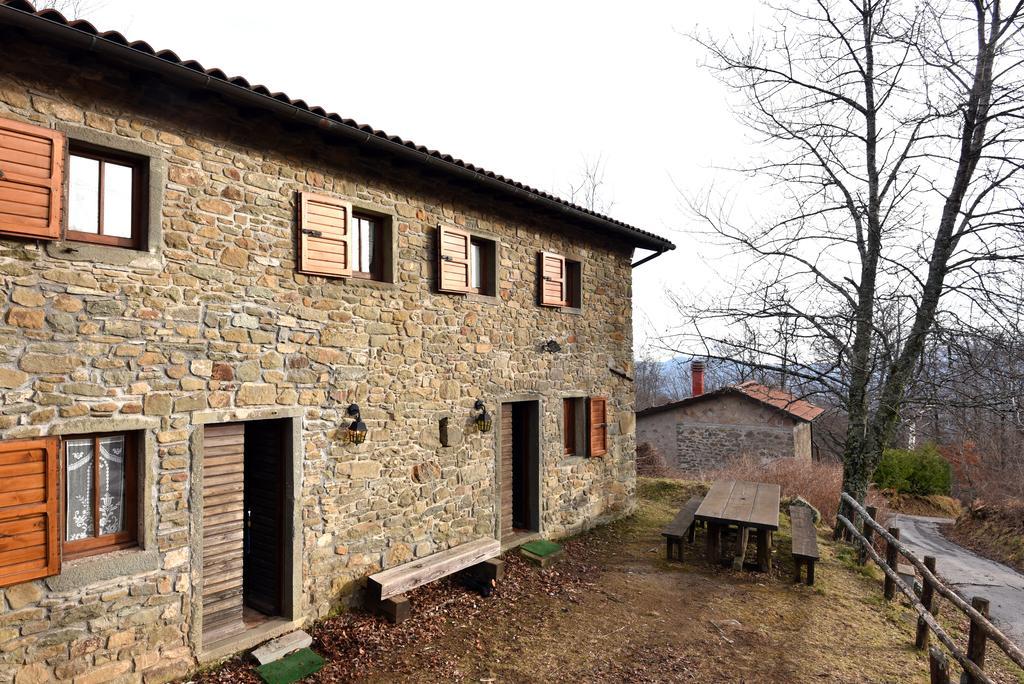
{"left": 837, "top": 492, "right": 1024, "bottom": 683}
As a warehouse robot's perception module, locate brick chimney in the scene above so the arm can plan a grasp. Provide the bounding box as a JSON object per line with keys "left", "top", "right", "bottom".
{"left": 691, "top": 360, "right": 705, "bottom": 397}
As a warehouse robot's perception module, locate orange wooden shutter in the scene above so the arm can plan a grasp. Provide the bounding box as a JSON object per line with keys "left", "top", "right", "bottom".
{"left": 0, "top": 117, "right": 65, "bottom": 241}
{"left": 437, "top": 224, "right": 472, "bottom": 293}
{"left": 539, "top": 252, "right": 567, "bottom": 306}
{"left": 0, "top": 437, "right": 60, "bottom": 587}
{"left": 297, "top": 192, "right": 352, "bottom": 278}
{"left": 588, "top": 397, "right": 608, "bottom": 457}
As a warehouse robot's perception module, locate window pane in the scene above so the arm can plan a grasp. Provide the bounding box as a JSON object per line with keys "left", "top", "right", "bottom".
{"left": 68, "top": 155, "right": 99, "bottom": 234}
{"left": 354, "top": 216, "right": 375, "bottom": 273}
{"left": 365, "top": 219, "right": 376, "bottom": 273}
{"left": 102, "top": 162, "right": 134, "bottom": 238}
{"left": 98, "top": 435, "right": 127, "bottom": 536}
{"left": 65, "top": 439, "right": 94, "bottom": 541}
{"left": 470, "top": 242, "right": 482, "bottom": 289}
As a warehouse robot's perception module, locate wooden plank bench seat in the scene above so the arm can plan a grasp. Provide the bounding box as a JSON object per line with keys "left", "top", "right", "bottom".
{"left": 366, "top": 537, "right": 501, "bottom": 622}
{"left": 661, "top": 495, "right": 704, "bottom": 561}
{"left": 789, "top": 505, "right": 820, "bottom": 585}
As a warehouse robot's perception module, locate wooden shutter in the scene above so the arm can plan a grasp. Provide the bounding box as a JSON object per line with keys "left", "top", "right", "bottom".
{"left": 588, "top": 397, "right": 608, "bottom": 457}
{"left": 297, "top": 191, "right": 352, "bottom": 278}
{"left": 0, "top": 118, "right": 64, "bottom": 241}
{"left": 0, "top": 437, "right": 60, "bottom": 587}
{"left": 438, "top": 224, "right": 472, "bottom": 293}
{"left": 539, "top": 252, "right": 567, "bottom": 307}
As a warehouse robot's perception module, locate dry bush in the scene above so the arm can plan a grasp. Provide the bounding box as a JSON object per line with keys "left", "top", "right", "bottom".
{"left": 636, "top": 442, "right": 681, "bottom": 478}
{"left": 707, "top": 457, "right": 843, "bottom": 526}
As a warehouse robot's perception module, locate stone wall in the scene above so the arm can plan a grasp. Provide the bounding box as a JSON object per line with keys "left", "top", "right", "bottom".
{"left": 637, "top": 394, "right": 806, "bottom": 474}
{"left": 675, "top": 423, "right": 796, "bottom": 473}
{"left": 0, "top": 35, "right": 638, "bottom": 683}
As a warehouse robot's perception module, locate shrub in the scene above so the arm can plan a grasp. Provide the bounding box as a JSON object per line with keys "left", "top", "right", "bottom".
{"left": 874, "top": 444, "right": 952, "bottom": 496}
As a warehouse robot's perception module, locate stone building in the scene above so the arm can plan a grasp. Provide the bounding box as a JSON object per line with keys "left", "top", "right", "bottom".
{"left": 636, "top": 363, "right": 823, "bottom": 473}
{"left": 0, "top": 2, "right": 675, "bottom": 681}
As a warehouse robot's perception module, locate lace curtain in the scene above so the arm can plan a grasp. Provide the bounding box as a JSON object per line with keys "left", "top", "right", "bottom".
{"left": 65, "top": 435, "right": 126, "bottom": 541}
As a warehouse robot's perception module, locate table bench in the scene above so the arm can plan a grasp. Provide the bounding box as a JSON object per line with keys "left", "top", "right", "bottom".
{"left": 789, "top": 505, "right": 820, "bottom": 585}
{"left": 696, "top": 480, "right": 780, "bottom": 572}
{"left": 661, "top": 495, "right": 704, "bottom": 561}
{"left": 366, "top": 537, "right": 501, "bottom": 622}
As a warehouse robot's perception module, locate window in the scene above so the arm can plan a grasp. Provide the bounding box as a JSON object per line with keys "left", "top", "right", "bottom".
{"left": 352, "top": 212, "right": 384, "bottom": 280}
{"left": 469, "top": 236, "right": 495, "bottom": 295}
{"left": 539, "top": 251, "right": 582, "bottom": 309}
{"left": 66, "top": 143, "right": 146, "bottom": 249}
{"left": 63, "top": 432, "right": 137, "bottom": 559}
{"left": 566, "top": 259, "right": 582, "bottom": 308}
{"left": 438, "top": 224, "right": 497, "bottom": 296}
{"left": 563, "top": 398, "right": 586, "bottom": 456}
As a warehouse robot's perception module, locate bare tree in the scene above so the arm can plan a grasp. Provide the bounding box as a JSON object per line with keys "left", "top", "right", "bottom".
{"left": 666, "top": 0, "right": 1024, "bottom": 529}
{"left": 566, "top": 154, "right": 615, "bottom": 215}
{"left": 33, "top": 0, "right": 103, "bottom": 19}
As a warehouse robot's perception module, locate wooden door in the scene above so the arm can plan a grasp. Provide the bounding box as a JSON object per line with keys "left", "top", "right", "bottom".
{"left": 243, "top": 420, "right": 284, "bottom": 616}
{"left": 500, "top": 404, "right": 513, "bottom": 538}
{"left": 201, "top": 424, "right": 245, "bottom": 645}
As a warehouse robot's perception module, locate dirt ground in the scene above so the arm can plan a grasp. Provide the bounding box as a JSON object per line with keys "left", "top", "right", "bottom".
{"left": 191, "top": 479, "right": 1023, "bottom": 683}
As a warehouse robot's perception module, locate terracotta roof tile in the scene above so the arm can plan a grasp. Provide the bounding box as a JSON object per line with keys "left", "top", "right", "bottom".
{"left": 732, "top": 381, "right": 825, "bottom": 421}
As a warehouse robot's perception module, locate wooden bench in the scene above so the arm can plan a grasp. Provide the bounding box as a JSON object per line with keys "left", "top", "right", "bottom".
{"left": 366, "top": 537, "right": 501, "bottom": 622}
{"left": 789, "top": 505, "right": 820, "bottom": 585}
{"left": 661, "top": 495, "right": 704, "bottom": 561}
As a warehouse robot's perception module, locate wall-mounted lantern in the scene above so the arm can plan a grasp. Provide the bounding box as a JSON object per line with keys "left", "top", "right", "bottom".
{"left": 345, "top": 403, "right": 367, "bottom": 444}
{"left": 474, "top": 399, "right": 493, "bottom": 433}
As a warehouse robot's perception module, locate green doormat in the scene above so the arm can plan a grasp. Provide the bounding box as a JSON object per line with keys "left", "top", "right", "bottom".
{"left": 256, "top": 648, "right": 324, "bottom": 684}
{"left": 521, "top": 539, "right": 561, "bottom": 557}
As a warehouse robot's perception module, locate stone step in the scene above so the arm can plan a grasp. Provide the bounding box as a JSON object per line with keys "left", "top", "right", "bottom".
{"left": 251, "top": 630, "right": 312, "bottom": 666}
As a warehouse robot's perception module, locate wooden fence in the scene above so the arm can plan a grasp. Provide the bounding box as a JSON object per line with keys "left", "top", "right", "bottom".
{"left": 836, "top": 492, "right": 1024, "bottom": 684}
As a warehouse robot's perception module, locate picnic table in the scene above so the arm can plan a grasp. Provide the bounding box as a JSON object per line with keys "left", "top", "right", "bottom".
{"left": 694, "top": 479, "right": 781, "bottom": 571}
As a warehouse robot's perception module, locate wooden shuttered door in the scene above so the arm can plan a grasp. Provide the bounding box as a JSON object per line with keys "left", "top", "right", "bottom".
{"left": 297, "top": 192, "right": 353, "bottom": 278}
{"left": 437, "top": 224, "right": 472, "bottom": 293}
{"left": 539, "top": 251, "right": 567, "bottom": 307}
{"left": 0, "top": 438, "right": 60, "bottom": 587}
{"left": 0, "top": 118, "right": 64, "bottom": 241}
{"left": 201, "top": 424, "right": 246, "bottom": 646}
{"left": 588, "top": 397, "right": 608, "bottom": 457}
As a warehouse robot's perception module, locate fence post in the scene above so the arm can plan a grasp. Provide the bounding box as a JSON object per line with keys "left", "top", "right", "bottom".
{"left": 883, "top": 527, "right": 900, "bottom": 601}
{"left": 962, "top": 596, "right": 990, "bottom": 684}
{"left": 929, "top": 646, "right": 950, "bottom": 684}
{"left": 916, "top": 555, "right": 938, "bottom": 649}
{"left": 859, "top": 505, "right": 877, "bottom": 565}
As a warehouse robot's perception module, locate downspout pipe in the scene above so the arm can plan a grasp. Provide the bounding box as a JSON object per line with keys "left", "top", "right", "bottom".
{"left": 0, "top": 6, "right": 677, "bottom": 254}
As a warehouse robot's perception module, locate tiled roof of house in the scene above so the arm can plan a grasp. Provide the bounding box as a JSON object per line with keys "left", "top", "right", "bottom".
{"left": 0, "top": 0, "right": 676, "bottom": 253}
{"left": 636, "top": 381, "right": 825, "bottom": 423}
{"left": 732, "top": 381, "right": 825, "bottom": 422}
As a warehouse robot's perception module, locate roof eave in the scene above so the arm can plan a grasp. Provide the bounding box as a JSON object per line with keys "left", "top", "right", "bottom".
{"left": 0, "top": 3, "right": 676, "bottom": 253}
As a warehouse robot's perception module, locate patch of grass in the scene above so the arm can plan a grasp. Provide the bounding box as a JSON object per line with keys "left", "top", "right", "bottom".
{"left": 636, "top": 476, "right": 706, "bottom": 505}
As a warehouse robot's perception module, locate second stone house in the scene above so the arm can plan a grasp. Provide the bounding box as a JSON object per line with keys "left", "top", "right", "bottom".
{"left": 0, "top": 1, "right": 674, "bottom": 681}
{"left": 636, "top": 363, "right": 824, "bottom": 472}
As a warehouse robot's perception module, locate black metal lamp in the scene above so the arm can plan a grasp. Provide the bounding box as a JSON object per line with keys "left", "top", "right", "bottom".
{"left": 474, "top": 399, "right": 493, "bottom": 433}
{"left": 346, "top": 403, "right": 367, "bottom": 444}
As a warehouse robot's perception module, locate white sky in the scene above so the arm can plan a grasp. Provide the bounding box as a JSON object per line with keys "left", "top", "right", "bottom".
{"left": 71, "top": 0, "right": 765, "bottom": 356}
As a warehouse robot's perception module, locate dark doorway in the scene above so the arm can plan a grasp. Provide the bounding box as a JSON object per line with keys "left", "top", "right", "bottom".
{"left": 242, "top": 419, "right": 287, "bottom": 617}
{"left": 501, "top": 401, "right": 540, "bottom": 537}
